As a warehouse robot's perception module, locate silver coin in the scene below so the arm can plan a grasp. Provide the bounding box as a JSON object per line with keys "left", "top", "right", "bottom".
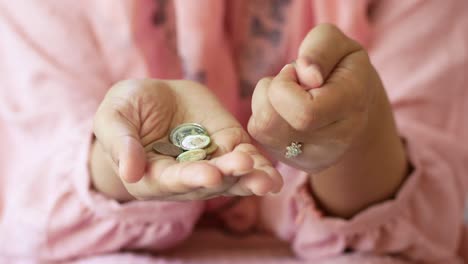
{"left": 176, "top": 149, "right": 207, "bottom": 162}
{"left": 170, "top": 123, "right": 208, "bottom": 148}
{"left": 152, "top": 142, "right": 183, "bottom": 157}
{"left": 203, "top": 142, "right": 218, "bottom": 154}
{"left": 180, "top": 134, "right": 211, "bottom": 150}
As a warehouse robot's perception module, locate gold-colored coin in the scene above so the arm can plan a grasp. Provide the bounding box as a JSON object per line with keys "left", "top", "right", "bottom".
{"left": 176, "top": 149, "right": 207, "bottom": 162}
{"left": 152, "top": 142, "right": 183, "bottom": 157}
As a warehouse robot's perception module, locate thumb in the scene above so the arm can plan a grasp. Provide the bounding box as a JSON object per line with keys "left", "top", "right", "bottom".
{"left": 93, "top": 100, "right": 146, "bottom": 183}
{"left": 268, "top": 64, "right": 321, "bottom": 131}
{"left": 295, "top": 57, "right": 323, "bottom": 89}
{"left": 296, "top": 23, "right": 361, "bottom": 89}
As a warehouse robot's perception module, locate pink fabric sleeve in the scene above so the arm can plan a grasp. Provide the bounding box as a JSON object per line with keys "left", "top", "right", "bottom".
{"left": 0, "top": 1, "right": 203, "bottom": 261}
{"left": 261, "top": 1, "right": 468, "bottom": 263}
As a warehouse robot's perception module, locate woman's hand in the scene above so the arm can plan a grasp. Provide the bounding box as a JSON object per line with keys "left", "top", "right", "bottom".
{"left": 248, "top": 24, "right": 407, "bottom": 217}
{"left": 91, "top": 79, "right": 283, "bottom": 201}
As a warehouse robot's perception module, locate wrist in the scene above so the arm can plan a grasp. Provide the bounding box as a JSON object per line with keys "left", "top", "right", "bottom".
{"left": 310, "top": 88, "right": 408, "bottom": 218}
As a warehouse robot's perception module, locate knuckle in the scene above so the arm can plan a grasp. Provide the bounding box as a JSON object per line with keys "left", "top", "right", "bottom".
{"left": 301, "top": 49, "right": 329, "bottom": 65}
{"left": 316, "top": 23, "right": 345, "bottom": 40}
{"left": 309, "top": 23, "right": 344, "bottom": 44}
{"left": 355, "top": 49, "right": 371, "bottom": 66}
{"left": 252, "top": 77, "right": 273, "bottom": 101}
{"left": 290, "top": 112, "right": 312, "bottom": 132}
{"left": 268, "top": 78, "right": 288, "bottom": 104}
{"left": 247, "top": 116, "right": 266, "bottom": 140}
{"left": 269, "top": 76, "right": 281, "bottom": 88}
{"left": 251, "top": 80, "right": 267, "bottom": 113}
{"left": 317, "top": 22, "right": 341, "bottom": 32}
{"left": 256, "top": 77, "right": 273, "bottom": 88}
{"left": 249, "top": 112, "right": 273, "bottom": 135}
{"left": 313, "top": 23, "right": 363, "bottom": 52}
{"left": 247, "top": 117, "right": 275, "bottom": 146}
{"left": 317, "top": 23, "right": 341, "bottom": 33}
{"left": 290, "top": 103, "right": 316, "bottom": 131}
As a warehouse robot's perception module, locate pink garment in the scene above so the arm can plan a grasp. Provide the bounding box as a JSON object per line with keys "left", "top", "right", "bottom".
{"left": 0, "top": 0, "right": 467, "bottom": 263}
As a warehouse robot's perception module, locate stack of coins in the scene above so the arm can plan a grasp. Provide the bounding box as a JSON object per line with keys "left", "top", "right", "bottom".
{"left": 152, "top": 123, "right": 218, "bottom": 162}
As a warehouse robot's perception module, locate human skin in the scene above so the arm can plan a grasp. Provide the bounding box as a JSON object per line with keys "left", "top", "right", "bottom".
{"left": 90, "top": 79, "right": 283, "bottom": 202}
{"left": 248, "top": 24, "right": 407, "bottom": 218}
{"left": 90, "top": 24, "right": 406, "bottom": 219}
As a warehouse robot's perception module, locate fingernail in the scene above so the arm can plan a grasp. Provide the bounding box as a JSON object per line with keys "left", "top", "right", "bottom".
{"left": 297, "top": 57, "right": 323, "bottom": 88}
{"left": 305, "top": 64, "right": 324, "bottom": 87}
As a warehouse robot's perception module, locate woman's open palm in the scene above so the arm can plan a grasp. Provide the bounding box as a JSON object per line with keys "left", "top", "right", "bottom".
{"left": 93, "top": 79, "right": 283, "bottom": 201}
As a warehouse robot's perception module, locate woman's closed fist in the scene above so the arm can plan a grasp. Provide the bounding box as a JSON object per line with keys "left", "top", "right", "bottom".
{"left": 248, "top": 24, "right": 393, "bottom": 174}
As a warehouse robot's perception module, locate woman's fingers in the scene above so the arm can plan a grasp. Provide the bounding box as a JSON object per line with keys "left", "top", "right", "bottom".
{"left": 124, "top": 148, "right": 266, "bottom": 199}
{"left": 268, "top": 64, "right": 338, "bottom": 133}
{"left": 210, "top": 151, "right": 255, "bottom": 176}
{"left": 268, "top": 64, "right": 320, "bottom": 131}
{"left": 238, "top": 143, "right": 283, "bottom": 193}
{"left": 123, "top": 154, "right": 225, "bottom": 199}
{"left": 93, "top": 77, "right": 284, "bottom": 200}
{"left": 226, "top": 144, "right": 283, "bottom": 196}
{"left": 248, "top": 77, "right": 294, "bottom": 149}
{"left": 296, "top": 23, "right": 362, "bottom": 88}
{"left": 250, "top": 24, "right": 367, "bottom": 147}
{"left": 250, "top": 65, "right": 350, "bottom": 150}
{"left": 269, "top": 60, "right": 363, "bottom": 135}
